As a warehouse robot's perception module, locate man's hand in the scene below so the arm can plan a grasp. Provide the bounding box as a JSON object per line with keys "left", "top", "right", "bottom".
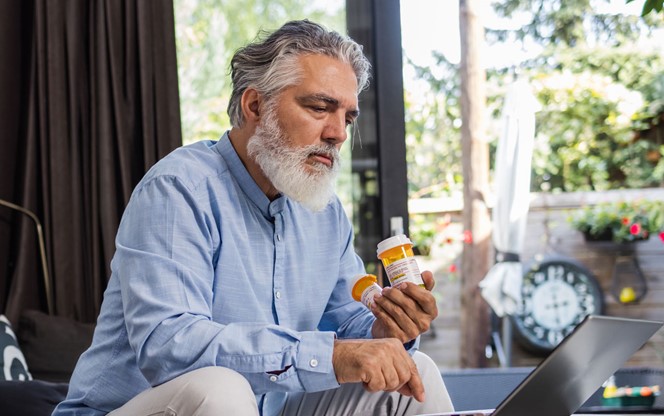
{"left": 370, "top": 270, "right": 438, "bottom": 343}
{"left": 333, "top": 338, "right": 425, "bottom": 402}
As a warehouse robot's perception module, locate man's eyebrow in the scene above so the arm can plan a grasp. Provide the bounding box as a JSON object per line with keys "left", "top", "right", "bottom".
{"left": 298, "top": 94, "right": 360, "bottom": 118}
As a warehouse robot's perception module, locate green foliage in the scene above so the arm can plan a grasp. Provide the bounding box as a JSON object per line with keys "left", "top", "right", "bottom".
{"left": 521, "top": 42, "right": 664, "bottom": 192}
{"left": 409, "top": 214, "right": 463, "bottom": 258}
{"left": 405, "top": 0, "right": 663, "bottom": 200}
{"left": 627, "top": 0, "right": 664, "bottom": 16}
{"left": 409, "top": 214, "right": 438, "bottom": 256}
{"left": 529, "top": 68, "right": 664, "bottom": 192}
{"left": 490, "top": 0, "right": 591, "bottom": 47}
{"left": 568, "top": 200, "right": 664, "bottom": 242}
{"left": 405, "top": 53, "right": 463, "bottom": 198}
{"left": 490, "top": 0, "right": 661, "bottom": 48}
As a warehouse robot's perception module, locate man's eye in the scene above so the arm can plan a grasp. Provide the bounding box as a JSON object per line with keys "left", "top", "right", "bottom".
{"left": 311, "top": 106, "right": 326, "bottom": 113}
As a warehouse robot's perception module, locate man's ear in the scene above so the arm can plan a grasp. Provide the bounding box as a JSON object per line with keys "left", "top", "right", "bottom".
{"left": 241, "top": 88, "right": 262, "bottom": 123}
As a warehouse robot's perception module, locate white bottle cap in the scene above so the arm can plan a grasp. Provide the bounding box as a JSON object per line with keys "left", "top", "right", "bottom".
{"left": 376, "top": 234, "right": 413, "bottom": 257}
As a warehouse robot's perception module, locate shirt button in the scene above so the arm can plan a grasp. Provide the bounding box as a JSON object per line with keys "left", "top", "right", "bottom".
{"left": 275, "top": 291, "right": 281, "bottom": 299}
{"left": 309, "top": 358, "right": 319, "bottom": 368}
{"left": 276, "top": 234, "right": 282, "bottom": 241}
{"left": 269, "top": 375, "right": 277, "bottom": 382}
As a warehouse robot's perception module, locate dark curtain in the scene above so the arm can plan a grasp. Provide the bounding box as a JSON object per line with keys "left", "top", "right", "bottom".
{"left": 0, "top": 0, "right": 182, "bottom": 324}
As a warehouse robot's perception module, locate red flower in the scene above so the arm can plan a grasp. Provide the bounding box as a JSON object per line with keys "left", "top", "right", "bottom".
{"left": 621, "top": 217, "right": 630, "bottom": 225}
{"left": 659, "top": 231, "right": 664, "bottom": 244}
{"left": 448, "top": 264, "right": 457, "bottom": 273}
{"left": 462, "top": 230, "right": 473, "bottom": 244}
{"left": 630, "top": 223, "right": 641, "bottom": 235}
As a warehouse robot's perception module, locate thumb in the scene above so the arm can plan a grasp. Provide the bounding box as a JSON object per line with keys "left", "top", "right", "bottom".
{"left": 421, "top": 270, "right": 435, "bottom": 291}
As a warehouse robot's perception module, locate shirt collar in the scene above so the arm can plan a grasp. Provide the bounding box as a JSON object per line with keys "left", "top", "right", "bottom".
{"left": 214, "top": 132, "right": 286, "bottom": 219}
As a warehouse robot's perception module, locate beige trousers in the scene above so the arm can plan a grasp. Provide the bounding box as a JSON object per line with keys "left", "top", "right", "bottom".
{"left": 109, "top": 351, "right": 454, "bottom": 416}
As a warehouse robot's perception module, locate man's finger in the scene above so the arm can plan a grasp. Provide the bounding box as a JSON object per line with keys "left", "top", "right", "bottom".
{"left": 397, "top": 283, "right": 438, "bottom": 318}
{"left": 373, "top": 293, "right": 420, "bottom": 340}
{"left": 371, "top": 302, "right": 409, "bottom": 342}
{"left": 421, "top": 270, "right": 435, "bottom": 291}
{"left": 397, "top": 383, "right": 413, "bottom": 398}
{"left": 406, "top": 365, "right": 426, "bottom": 402}
{"left": 380, "top": 286, "right": 422, "bottom": 317}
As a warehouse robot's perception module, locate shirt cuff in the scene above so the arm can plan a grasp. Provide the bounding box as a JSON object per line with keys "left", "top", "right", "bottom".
{"left": 404, "top": 335, "right": 420, "bottom": 355}
{"left": 296, "top": 331, "right": 339, "bottom": 392}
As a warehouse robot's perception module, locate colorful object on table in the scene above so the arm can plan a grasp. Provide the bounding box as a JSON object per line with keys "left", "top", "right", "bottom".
{"left": 619, "top": 286, "right": 637, "bottom": 304}
{"left": 601, "top": 375, "right": 660, "bottom": 408}
{"left": 603, "top": 375, "right": 618, "bottom": 399}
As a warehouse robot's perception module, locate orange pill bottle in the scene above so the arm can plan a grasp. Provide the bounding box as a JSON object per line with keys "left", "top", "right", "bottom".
{"left": 376, "top": 234, "right": 424, "bottom": 287}
{"left": 351, "top": 274, "right": 382, "bottom": 309}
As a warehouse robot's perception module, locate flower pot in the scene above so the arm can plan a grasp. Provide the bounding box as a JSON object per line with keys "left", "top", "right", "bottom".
{"left": 583, "top": 229, "right": 614, "bottom": 242}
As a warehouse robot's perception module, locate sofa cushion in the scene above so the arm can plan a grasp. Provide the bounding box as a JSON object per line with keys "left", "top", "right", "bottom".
{"left": 0, "top": 379, "right": 68, "bottom": 416}
{"left": 0, "top": 314, "right": 32, "bottom": 381}
{"left": 17, "top": 310, "right": 94, "bottom": 382}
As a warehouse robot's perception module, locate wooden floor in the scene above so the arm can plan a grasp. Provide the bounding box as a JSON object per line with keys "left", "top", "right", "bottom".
{"left": 416, "top": 188, "right": 664, "bottom": 370}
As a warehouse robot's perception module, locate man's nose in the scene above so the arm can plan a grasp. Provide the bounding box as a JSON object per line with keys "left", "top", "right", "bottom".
{"left": 322, "top": 112, "right": 348, "bottom": 146}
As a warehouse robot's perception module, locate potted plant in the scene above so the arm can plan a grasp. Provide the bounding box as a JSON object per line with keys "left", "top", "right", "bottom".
{"left": 568, "top": 200, "right": 664, "bottom": 244}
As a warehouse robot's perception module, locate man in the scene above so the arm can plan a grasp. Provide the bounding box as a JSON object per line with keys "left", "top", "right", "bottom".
{"left": 53, "top": 20, "right": 454, "bottom": 416}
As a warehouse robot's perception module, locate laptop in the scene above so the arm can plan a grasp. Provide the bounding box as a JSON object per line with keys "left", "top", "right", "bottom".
{"left": 420, "top": 315, "right": 663, "bottom": 416}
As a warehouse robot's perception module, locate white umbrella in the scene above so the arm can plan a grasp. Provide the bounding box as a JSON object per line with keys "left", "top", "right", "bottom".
{"left": 480, "top": 77, "right": 539, "bottom": 363}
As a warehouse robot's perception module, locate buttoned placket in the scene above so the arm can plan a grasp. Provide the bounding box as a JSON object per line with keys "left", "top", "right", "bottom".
{"left": 271, "top": 205, "right": 286, "bottom": 325}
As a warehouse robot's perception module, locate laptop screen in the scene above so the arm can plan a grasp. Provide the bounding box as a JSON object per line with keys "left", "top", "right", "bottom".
{"left": 419, "top": 315, "right": 663, "bottom": 416}
{"left": 492, "top": 315, "right": 663, "bottom": 416}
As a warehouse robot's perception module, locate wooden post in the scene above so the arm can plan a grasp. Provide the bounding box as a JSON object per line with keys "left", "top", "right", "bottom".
{"left": 459, "top": 0, "right": 492, "bottom": 368}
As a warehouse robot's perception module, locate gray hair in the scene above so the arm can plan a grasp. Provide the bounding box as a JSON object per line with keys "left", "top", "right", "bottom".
{"left": 227, "top": 19, "right": 371, "bottom": 128}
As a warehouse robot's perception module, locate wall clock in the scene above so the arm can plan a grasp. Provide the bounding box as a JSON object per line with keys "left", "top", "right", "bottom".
{"left": 511, "top": 256, "right": 604, "bottom": 354}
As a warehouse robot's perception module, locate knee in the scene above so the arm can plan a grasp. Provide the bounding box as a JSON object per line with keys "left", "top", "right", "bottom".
{"left": 413, "top": 351, "right": 454, "bottom": 411}
{"left": 412, "top": 351, "right": 440, "bottom": 380}
{"left": 175, "top": 367, "right": 258, "bottom": 415}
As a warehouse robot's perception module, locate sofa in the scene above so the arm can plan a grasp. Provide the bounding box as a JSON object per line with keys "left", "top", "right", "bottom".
{"left": 0, "top": 310, "right": 93, "bottom": 416}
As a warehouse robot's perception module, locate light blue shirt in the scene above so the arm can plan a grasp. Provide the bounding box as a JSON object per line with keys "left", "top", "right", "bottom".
{"left": 53, "top": 133, "right": 384, "bottom": 416}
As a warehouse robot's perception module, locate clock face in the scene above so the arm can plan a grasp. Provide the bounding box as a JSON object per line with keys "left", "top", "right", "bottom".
{"left": 512, "top": 258, "right": 604, "bottom": 353}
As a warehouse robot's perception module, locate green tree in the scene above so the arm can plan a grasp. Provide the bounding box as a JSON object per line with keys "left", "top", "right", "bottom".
{"left": 528, "top": 46, "right": 664, "bottom": 191}
{"left": 490, "top": 0, "right": 660, "bottom": 48}
{"left": 405, "top": 53, "right": 463, "bottom": 198}
{"left": 628, "top": 0, "right": 664, "bottom": 16}
{"left": 404, "top": 0, "right": 663, "bottom": 198}
{"left": 486, "top": 0, "right": 664, "bottom": 191}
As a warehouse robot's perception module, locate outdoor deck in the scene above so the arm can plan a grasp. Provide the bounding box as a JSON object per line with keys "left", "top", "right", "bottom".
{"left": 418, "top": 187, "right": 664, "bottom": 370}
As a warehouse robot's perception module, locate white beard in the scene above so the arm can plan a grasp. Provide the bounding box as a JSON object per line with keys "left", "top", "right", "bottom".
{"left": 247, "top": 105, "right": 340, "bottom": 212}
